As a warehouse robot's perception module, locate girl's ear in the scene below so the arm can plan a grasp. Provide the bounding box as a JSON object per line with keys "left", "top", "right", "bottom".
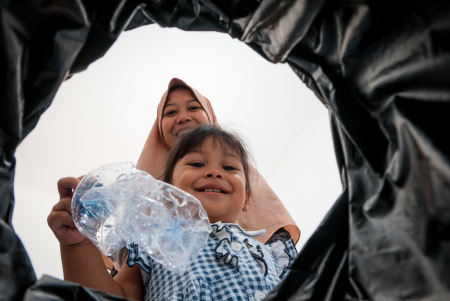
{"left": 242, "top": 192, "right": 250, "bottom": 212}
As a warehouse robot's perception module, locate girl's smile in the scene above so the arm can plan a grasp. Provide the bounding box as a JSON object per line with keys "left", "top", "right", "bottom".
{"left": 171, "top": 137, "right": 248, "bottom": 224}
{"left": 195, "top": 183, "right": 230, "bottom": 194}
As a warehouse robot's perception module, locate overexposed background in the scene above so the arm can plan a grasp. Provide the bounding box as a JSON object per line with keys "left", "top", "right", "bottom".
{"left": 12, "top": 24, "right": 342, "bottom": 279}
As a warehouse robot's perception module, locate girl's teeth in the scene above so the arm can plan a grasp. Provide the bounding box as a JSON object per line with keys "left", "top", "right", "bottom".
{"left": 205, "top": 188, "right": 221, "bottom": 192}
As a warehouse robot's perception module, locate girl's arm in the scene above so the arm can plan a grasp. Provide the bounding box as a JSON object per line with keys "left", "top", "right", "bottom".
{"left": 48, "top": 177, "right": 143, "bottom": 300}
{"left": 60, "top": 241, "right": 143, "bottom": 299}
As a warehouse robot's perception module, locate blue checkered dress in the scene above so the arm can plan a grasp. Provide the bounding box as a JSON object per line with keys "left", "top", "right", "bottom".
{"left": 126, "top": 223, "right": 297, "bottom": 301}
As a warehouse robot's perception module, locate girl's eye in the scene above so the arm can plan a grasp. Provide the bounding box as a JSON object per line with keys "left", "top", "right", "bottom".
{"left": 223, "top": 166, "right": 237, "bottom": 171}
{"left": 190, "top": 162, "right": 204, "bottom": 167}
{"left": 188, "top": 106, "right": 202, "bottom": 111}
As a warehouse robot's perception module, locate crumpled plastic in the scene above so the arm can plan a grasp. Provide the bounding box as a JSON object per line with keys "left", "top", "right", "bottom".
{"left": 1, "top": 0, "right": 450, "bottom": 300}
{"left": 72, "top": 162, "right": 211, "bottom": 274}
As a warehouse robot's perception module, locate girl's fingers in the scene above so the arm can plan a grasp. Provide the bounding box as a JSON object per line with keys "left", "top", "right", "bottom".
{"left": 48, "top": 208, "right": 75, "bottom": 231}
{"left": 49, "top": 177, "right": 89, "bottom": 246}
{"left": 52, "top": 196, "right": 73, "bottom": 214}
{"left": 49, "top": 197, "right": 76, "bottom": 231}
{"left": 57, "top": 177, "right": 80, "bottom": 198}
{"left": 48, "top": 200, "right": 87, "bottom": 246}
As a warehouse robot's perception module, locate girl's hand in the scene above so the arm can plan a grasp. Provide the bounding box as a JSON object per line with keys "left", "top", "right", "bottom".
{"left": 47, "top": 177, "right": 90, "bottom": 247}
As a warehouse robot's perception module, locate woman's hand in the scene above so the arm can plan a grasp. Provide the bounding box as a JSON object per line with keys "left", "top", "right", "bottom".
{"left": 47, "top": 177, "right": 90, "bottom": 247}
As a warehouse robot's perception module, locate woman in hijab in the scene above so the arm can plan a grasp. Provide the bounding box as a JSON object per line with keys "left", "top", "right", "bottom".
{"left": 88, "top": 77, "right": 299, "bottom": 275}
{"left": 137, "top": 78, "right": 300, "bottom": 245}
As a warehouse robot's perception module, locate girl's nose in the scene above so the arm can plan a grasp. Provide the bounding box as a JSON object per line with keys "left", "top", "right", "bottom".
{"left": 205, "top": 169, "right": 223, "bottom": 179}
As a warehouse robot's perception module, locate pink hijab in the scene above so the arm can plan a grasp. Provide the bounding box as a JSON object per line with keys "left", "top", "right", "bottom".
{"left": 136, "top": 78, "right": 300, "bottom": 244}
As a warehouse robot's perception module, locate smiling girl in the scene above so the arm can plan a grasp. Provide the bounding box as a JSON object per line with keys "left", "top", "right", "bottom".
{"left": 137, "top": 78, "right": 300, "bottom": 246}
{"left": 48, "top": 124, "right": 297, "bottom": 301}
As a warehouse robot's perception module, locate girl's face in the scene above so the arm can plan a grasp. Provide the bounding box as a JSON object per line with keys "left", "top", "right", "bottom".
{"left": 161, "top": 88, "right": 209, "bottom": 148}
{"left": 171, "top": 137, "right": 248, "bottom": 224}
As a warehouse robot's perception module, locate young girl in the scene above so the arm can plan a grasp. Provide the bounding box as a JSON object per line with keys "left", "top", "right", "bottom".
{"left": 137, "top": 78, "right": 300, "bottom": 246}
{"left": 48, "top": 124, "right": 297, "bottom": 300}
{"left": 70, "top": 78, "right": 299, "bottom": 276}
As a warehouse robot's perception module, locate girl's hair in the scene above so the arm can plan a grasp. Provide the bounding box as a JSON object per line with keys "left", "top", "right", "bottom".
{"left": 163, "top": 124, "right": 252, "bottom": 195}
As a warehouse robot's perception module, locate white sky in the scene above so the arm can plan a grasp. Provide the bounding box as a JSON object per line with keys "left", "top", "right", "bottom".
{"left": 12, "top": 25, "right": 342, "bottom": 280}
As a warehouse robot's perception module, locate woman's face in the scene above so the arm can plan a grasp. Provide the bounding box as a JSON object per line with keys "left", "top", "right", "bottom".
{"left": 161, "top": 88, "right": 209, "bottom": 148}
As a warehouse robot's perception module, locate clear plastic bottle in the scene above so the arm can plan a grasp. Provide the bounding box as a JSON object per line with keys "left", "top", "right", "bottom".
{"left": 72, "top": 162, "right": 211, "bottom": 273}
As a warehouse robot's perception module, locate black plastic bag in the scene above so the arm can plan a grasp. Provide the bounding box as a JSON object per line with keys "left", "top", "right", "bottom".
{"left": 1, "top": 0, "right": 449, "bottom": 300}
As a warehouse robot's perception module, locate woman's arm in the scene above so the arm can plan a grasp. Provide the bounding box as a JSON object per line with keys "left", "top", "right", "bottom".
{"left": 48, "top": 177, "right": 143, "bottom": 300}
{"left": 266, "top": 227, "right": 291, "bottom": 245}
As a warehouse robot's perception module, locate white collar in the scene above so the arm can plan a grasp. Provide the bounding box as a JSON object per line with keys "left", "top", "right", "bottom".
{"left": 211, "top": 222, "right": 266, "bottom": 238}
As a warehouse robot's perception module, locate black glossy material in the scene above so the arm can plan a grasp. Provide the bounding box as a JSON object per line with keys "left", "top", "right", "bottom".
{"left": 1, "top": 0, "right": 449, "bottom": 300}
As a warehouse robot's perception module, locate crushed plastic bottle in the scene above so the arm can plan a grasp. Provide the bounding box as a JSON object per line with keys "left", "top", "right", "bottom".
{"left": 72, "top": 162, "right": 211, "bottom": 274}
